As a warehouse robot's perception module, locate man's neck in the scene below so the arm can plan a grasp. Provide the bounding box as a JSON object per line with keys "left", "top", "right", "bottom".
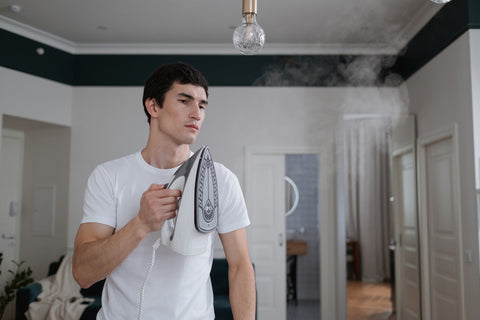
{"left": 141, "top": 142, "right": 191, "bottom": 169}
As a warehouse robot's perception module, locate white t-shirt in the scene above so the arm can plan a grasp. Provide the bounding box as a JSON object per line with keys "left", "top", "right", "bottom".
{"left": 80, "top": 151, "right": 250, "bottom": 320}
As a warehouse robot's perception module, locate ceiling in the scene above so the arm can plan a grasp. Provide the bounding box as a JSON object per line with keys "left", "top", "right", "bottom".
{"left": 0, "top": 0, "right": 444, "bottom": 55}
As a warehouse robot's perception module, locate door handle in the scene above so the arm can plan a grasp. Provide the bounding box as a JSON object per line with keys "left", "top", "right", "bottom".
{"left": 2, "top": 233, "right": 15, "bottom": 240}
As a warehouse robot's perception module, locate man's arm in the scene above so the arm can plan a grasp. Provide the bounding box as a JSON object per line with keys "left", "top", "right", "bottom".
{"left": 219, "top": 228, "right": 256, "bottom": 320}
{"left": 72, "top": 184, "right": 180, "bottom": 288}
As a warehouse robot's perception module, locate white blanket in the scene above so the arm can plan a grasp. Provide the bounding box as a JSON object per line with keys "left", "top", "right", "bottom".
{"left": 25, "top": 255, "right": 94, "bottom": 320}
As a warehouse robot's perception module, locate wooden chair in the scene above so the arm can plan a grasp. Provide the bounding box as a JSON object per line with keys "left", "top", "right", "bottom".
{"left": 346, "top": 241, "right": 360, "bottom": 280}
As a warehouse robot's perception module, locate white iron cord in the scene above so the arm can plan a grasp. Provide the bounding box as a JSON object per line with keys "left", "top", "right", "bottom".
{"left": 137, "top": 238, "right": 162, "bottom": 320}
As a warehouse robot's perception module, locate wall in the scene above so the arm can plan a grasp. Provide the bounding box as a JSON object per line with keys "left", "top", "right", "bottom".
{"left": 67, "top": 85, "right": 409, "bottom": 249}
{"left": 406, "top": 30, "right": 480, "bottom": 320}
{"left": 0, "top": 67, "right": 72, "bottom": 127}
{"left": 0, "top": 66, "right": 409, "bottom": 318}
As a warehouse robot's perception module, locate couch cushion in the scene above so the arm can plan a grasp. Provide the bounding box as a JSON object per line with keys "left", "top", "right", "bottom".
{"left": 210, "top": 259, "right": 229, "bottom": 296}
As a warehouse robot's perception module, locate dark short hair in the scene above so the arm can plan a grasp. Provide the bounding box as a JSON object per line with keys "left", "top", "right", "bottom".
{"left": 142, "top": 62, "right": 209, "bottom": 124}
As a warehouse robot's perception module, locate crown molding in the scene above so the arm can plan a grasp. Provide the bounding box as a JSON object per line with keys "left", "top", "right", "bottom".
{"left": 393, "top": 2, "right": 444, "bottom": 51}
{"left": 73, "top": 42, "right": 399, "bottom": 55}
{"left": 0, "top": 15, "right": 77, "bottom": 53}
{"left": 2, "top": 15, "right": 402, "bottom": 56}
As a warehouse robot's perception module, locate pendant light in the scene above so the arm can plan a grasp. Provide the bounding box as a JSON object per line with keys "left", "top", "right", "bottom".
{"left": 233, "top": 0, "right": 266, "bottom": 55}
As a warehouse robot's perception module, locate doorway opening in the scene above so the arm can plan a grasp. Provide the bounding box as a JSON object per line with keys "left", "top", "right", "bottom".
{"left": 285, "top": 154, "right": 320, "bottom": 320}
{"left": 1, "top": 114, "right": 71, "bottom": 280}
{"left": 246, "top": 147, "right": 324, "bottom": 320}
{"left": 342, "top": 117, "right": 395, "bottom": 320}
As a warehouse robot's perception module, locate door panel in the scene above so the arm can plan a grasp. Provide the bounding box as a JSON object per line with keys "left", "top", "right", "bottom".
{"left": 393, "top": 149, "right": 421, "bottom": 320}
{"left": 247, "top": 154, "right": 286, "bottom": 320}
{"left": 421, "top": 134, "right": 464, "bottom": 320}
{"left": 419, "top": 130, "right": 464, "bottom": 320}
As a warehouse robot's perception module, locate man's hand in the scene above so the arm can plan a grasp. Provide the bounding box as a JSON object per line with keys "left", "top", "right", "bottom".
{"left": 73, "top": 184, "right": 181, "bottom": 288}
{"left": 138, "top": 184, "right": 182, "bottom": 233}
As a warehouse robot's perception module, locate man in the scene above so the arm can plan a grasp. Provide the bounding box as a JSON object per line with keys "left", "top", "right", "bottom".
{"left": 72, "top": 62, "right": 256, "bottom": 320}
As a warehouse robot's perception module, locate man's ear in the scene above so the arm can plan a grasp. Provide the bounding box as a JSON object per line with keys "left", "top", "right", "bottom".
{"left": 145, "top": 98, "right": 159, "bottom": 119}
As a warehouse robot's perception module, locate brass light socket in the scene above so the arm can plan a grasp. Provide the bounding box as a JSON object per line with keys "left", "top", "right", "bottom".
{"left": 242, "top": 0, "right": 257, "bottom": 14}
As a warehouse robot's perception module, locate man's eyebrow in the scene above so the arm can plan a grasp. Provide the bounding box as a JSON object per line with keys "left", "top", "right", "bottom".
{"left": 177, "top": 92, "right": 208, "bottom": 105}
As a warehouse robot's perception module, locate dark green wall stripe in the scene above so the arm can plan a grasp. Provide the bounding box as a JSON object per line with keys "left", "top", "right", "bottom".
{"left": 2, "top": 0, "right": 479, "bottom": 86}
{"left": 74, "top": 54, "right": 398, "bottom": 87}
{"left": 1, "top": 29, "right": 74, "bottom": 84}
{"left": 73, "top": 55, "right": 277, "bottom": 86}
{"left": 392, "top": 0, "right": 473, "bottom": 79}
{"left": 1, "top": 31, "right": 398, "bottom": 86}
{"left": 469, "top": 0, "right": 480, "bottom": 28}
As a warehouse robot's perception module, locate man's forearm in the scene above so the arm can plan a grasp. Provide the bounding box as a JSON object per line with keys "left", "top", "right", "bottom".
{"left": 229, "top": 261, "right": 256, "bottom": 320}
{"left": 72, "top": 217, "right": 147, "bottom": 288}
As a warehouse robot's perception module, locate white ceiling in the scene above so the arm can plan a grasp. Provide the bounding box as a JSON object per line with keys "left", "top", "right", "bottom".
{"left": 0, "top": 0, "right": 444, "bottom": 55}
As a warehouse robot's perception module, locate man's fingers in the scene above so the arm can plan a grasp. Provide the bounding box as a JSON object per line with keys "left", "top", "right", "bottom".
{"left": 148, "top": 183, "right": 164, "bottom": 191}
{"left": 147, "top": 184, "right": 182, "bottom": 197}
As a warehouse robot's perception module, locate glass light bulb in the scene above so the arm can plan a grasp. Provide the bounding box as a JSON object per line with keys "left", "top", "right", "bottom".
{"left": 430, "top": 0, "right": 451, "bottom": 3}
{"left": 233, "top": 14, "right": 265, "bottom": 55}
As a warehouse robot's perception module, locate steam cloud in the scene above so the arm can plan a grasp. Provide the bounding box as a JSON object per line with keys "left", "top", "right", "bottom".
{"left": 252, "top": 55, "right": 404, "bottom": 87}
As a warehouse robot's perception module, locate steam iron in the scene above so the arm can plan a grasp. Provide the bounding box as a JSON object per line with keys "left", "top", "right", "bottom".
{"left": 160, "top": 146, "right": 218, "bottom": 255}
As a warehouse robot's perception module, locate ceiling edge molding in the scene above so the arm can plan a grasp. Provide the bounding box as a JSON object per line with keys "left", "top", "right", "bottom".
{"left": 74, "top": 42, "right": 399, "bottom": 55}
{"left": 2, "top": 15, "right": 399, "bottom": 55}
{"left": 393, "top": 2, "right": 444, "bottom": 51}
{"left": 0, "top": 15, "right": 76, "bottom": 53}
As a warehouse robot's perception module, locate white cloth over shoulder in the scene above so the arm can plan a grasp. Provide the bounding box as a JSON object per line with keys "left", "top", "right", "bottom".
{"left": 25, "top": 255, "right": 94, "bottom": 320}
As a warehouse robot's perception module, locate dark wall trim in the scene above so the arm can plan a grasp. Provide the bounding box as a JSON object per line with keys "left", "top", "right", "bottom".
{"left": 73, "top": 55, "right": 278, "bottom": 86}
{"left": 469, "top": 0, "right": 480, "bottom": 28}
{"left": 1, "top": 29, "right": 74, "bottom": 84}
{"left": 1, "top": 0, "right": 479, "bottom": 86}
{"left": 1, "top": 31, "right": 399, "bottom": 87}
{"left": 74, "top": 55, "right": 399, "bottom": 87}
{"left": 392, "top": 0, "right": 473, "bottom": 79}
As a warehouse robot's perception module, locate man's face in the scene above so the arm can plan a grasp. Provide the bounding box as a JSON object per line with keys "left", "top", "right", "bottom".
{"left": 154, "top": 82, "right": 208, "bottom": 146}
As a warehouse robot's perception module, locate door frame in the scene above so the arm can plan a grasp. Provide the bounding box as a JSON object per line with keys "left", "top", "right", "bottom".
{"left": 417, "top": 123, "right": 465, "bottom": 320}
{"left": 245, "top": 144, "right": 338, "bottom": 320}
{"left": 1, "top": 128, "right": 25, "bottom": 263}
{"left": 392, "top": 144, "right": 420, "bottom": 319}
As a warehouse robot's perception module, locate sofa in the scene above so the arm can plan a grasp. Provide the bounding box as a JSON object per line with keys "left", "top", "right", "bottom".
{"left": 16, "top": 257, "right": 243, "bottom": 320}
{"left": 16, "top": 255, "right": 103, "bottom": 320}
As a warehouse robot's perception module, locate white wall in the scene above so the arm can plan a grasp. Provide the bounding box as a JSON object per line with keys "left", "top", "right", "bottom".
{"left": 67, "top": 85, "right": 409, "bottom": 250}
{"left": 0, "top": 65, "right": 409, "bottom": 318}
{"left": 406, "top": 30, "right": 480, "bottom": 320}
{"left": 0, "top": 67, "right": 72, "bottom": 127}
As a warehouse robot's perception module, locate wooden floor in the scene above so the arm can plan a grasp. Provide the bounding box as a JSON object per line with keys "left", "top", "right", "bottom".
{"left": 347, "top": 280, "right": 395, "bottom": 320}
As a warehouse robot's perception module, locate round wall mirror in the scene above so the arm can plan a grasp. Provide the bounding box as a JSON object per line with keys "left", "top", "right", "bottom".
{"left": 285, "top": 176, "right": 299, "bottom": 216}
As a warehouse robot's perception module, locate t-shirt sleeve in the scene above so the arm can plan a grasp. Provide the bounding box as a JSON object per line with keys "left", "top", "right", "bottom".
{"left": 81, "top": 165, "right": 117, "bottom": 228}
{"left": 216, "top": 164, "right": 250, "bottom": 234}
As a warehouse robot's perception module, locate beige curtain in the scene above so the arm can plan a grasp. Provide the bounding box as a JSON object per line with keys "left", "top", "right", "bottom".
{"left": 344, "top": 118, "right": 392, "bottom": 282}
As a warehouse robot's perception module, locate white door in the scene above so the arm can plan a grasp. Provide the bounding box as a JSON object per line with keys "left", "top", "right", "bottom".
{"left": 246, "top": 153, "right": 286, "bottom": 320}
{"left": 419, "top": 130, "right": 464, "bottom": 320}
{"left": 0, "top": 129, "right": 24, "bottom": 317}
{"left": 393, "top": 148, "right": 421, "bottom": 320}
